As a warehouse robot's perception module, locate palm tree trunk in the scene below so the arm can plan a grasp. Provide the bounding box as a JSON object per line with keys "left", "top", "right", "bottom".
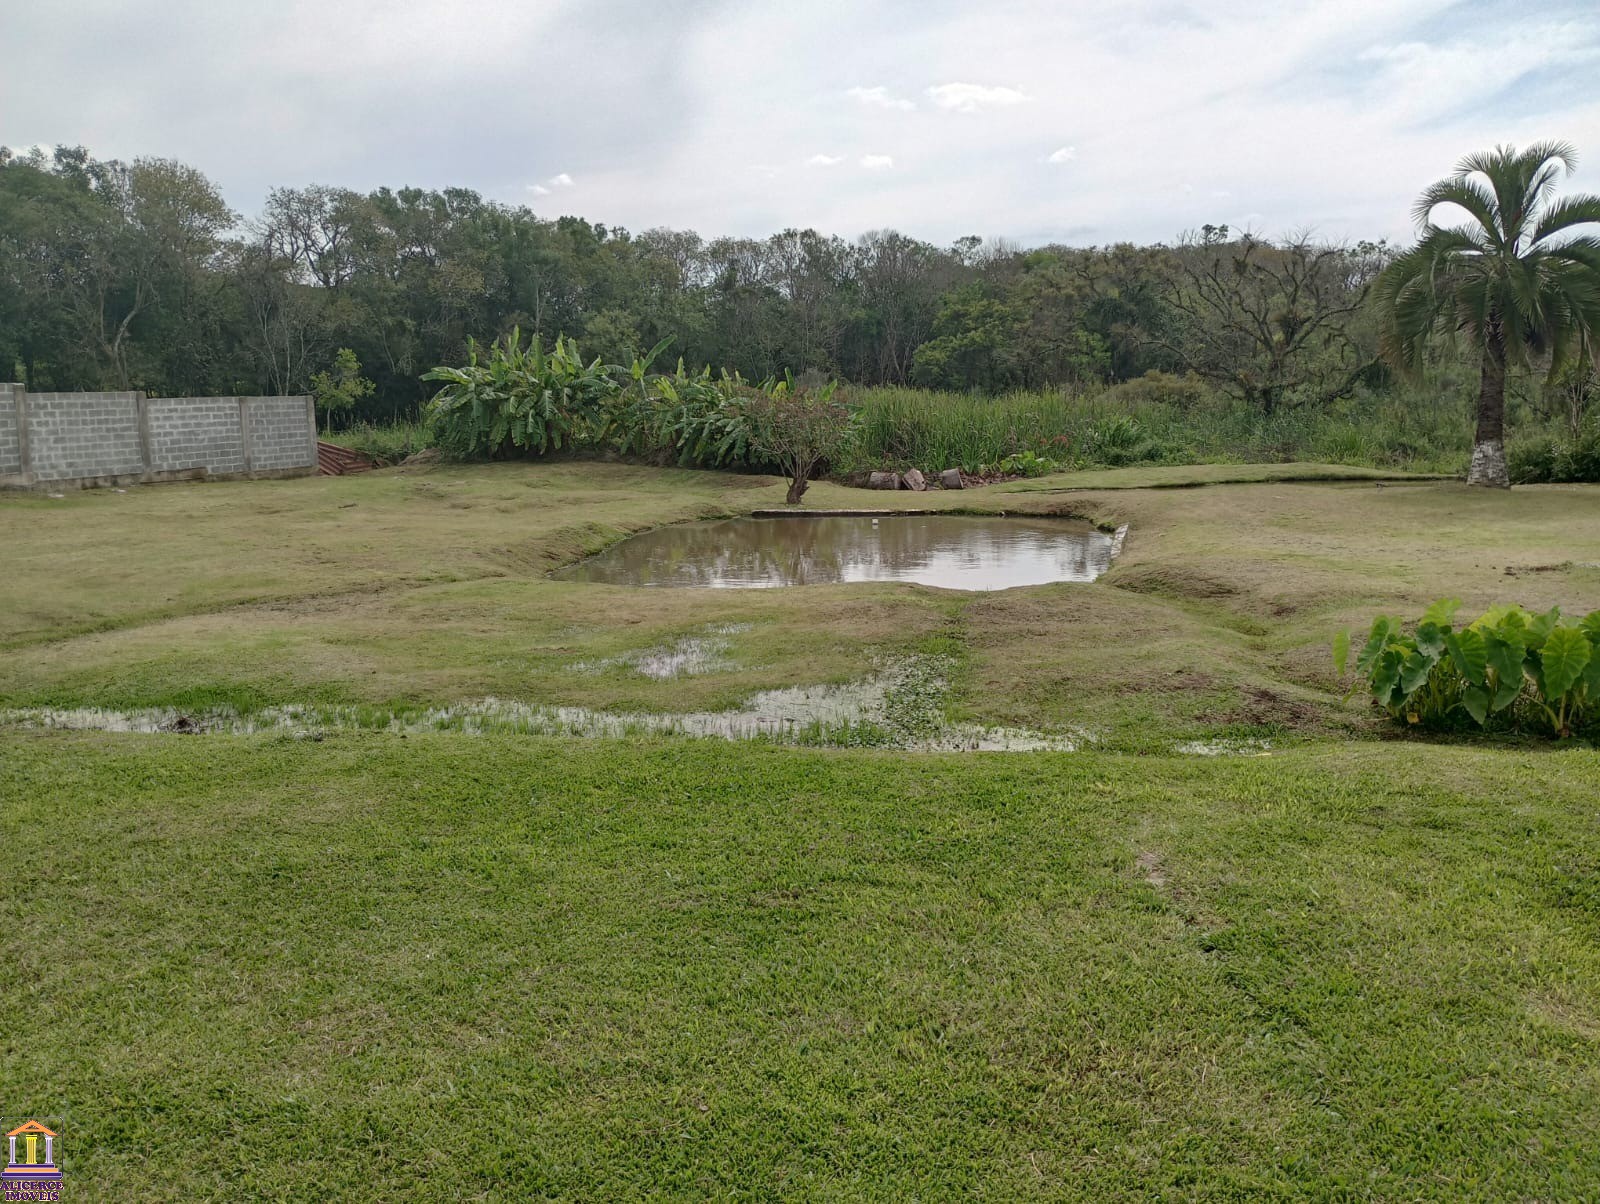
{"left": 1467, "top": 319, "right": 1510, "bottom": 488}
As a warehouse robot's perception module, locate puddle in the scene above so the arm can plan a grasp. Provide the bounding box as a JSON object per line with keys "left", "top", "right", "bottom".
{"left": 553, "top": 515, "right": 1119, "bottom": 591}
{"left": 1174, "top": 737, "right": 1274, "bottom": 756}
{"left": 571, "top": 624, "right": 750, "bottom": 679}
{"left": 1, "top": 657, "right": 1083, "bottom": 752}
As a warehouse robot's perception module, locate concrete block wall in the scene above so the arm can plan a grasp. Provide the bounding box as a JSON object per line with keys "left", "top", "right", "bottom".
{"left": 0, "top": 384, "right": 19, "bottom": 475}
{"left": 147, "top": 396, "right": 247, "bottom": 475}
{"left": 246, "top": 395, "right": 318, "bottom": 471}
{"left": 0, "top": 386, "right": 315, "bottom": 488}
{"left": 25, "top": 391, "right": 146, "bottom": 480}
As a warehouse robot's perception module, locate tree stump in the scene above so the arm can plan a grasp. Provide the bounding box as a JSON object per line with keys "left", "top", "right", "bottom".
{"left": 902, "top": 468, "right": 927, "bottom": 492}
{"left": 868, "top": 471, "right": 900, "bottom": 490}
{"left": 939, "top": 468, "right": 963, "bottom": 490}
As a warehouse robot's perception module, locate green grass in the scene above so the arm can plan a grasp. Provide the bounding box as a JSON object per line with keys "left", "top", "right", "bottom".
{"left": 3, "top": 461, "right": 1600, "bottom": 1197}
{"left": 4, "top": 733, "right": 1599, "bottom": 1199}
{"left": 3, "top": 461, "right": 1591, "bottom": 748}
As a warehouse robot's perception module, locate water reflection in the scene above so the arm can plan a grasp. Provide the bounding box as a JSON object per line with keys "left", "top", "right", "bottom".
{"left": 555, "top": 515, "right": 1118, "bottom": 590}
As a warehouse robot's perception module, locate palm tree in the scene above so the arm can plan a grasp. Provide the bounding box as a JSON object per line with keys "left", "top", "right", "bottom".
{"left": 1375, "top": 142, "right": 1600, "bottom": 487}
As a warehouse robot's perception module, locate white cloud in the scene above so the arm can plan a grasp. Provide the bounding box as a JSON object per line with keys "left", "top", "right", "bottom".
{"left": 529, "top": 172, "right": 574, "bottom": 197}
{"left": 1045, "top": 145, "right": 1076, "bottom": 164}
{"left": 846, "top": 85, "right": 915, "bottom": 112}
{"left": 9, "top": 0, "right": 1599, "bottom": 249}
{"left": 806, "top": 153, "right": 844, "bottom": 167}
{"left": 859, "top": 154, "right": 894, "bottom": 170}
{"left": 926, "top": 82, "right": 1027, "bottom": 113}
{"left": 537, "top": 4, "right": 1600, "bottom": 245}
{"left": 1356, "top": 27, "right": 1600, "bottom": 126}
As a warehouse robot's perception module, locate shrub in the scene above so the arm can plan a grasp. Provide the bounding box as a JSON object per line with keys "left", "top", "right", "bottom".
{"left": 1336, "top": 601, "right": 1600, "bottom": 737}
{"left": 1101, "top": 370, "right": 1210, "bottom": 411}
{"left": 1081, "top": 414, "right": 1163, "bottom": 466}
{"left": 1509, "top": 423, "right": 1600, "bottom": 483}
{"left": 1509, "top": 436, "right": 1559, "bottom": 484}
{"left": 979, "top": 450, "right": 1062, "bottom": 478}
{"left": 746, "top": 382, "right": 857, "bottom": 504}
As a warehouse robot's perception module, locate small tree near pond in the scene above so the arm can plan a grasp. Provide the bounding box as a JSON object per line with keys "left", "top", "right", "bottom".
{"left": 747, "top": 382, "right": 856, "bottom": 504}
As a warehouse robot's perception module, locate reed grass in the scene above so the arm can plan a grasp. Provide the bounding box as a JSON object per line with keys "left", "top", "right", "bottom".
{"left": 841, "top": 380, "right": 1486, "bottom": 476}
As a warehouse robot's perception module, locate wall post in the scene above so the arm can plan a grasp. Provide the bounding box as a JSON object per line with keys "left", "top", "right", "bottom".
{"left": 135, "top": 392, "right": 154, "bottom": 475}
{"left": 14, "top": 382, "right": 33, "bottom": 483}
{"left": 237, "top": 396, "right": 254, "bottom": 473}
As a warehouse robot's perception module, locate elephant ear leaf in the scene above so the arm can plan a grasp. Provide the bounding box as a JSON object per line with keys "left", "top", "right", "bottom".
{"left": 1540, "top": 626, "right": 1592, "bottom": 700}
{"left": 1421, "top": 598, "right": 1462, "bottom": 628}
{"left": 1582, "top": 646, "right": 1600, "bottom": 697}
{"left": 1461, "top": 684, "right": 1490, "bottom": 726}
{"left": 1356, "top": 616, "right": 1396, "bottom": 674}
{"left": 1484, "top": 633, "right": 1527, "bottom": 712}
{"left": 1484, "top": 633, "right": 1524, "bottom": 683}
{"left": 1399, "top": 648, "right": 1438, "bottom": 696}
{"left": 1446, "top": 628, "right": 1487, "bottom": 685}
{"left": 1333, "top": 629, "right": 1351, "bottom": 676}
{"left": 1580, "top": 610, "right": 1600, "bottom": 639}
{"left": 1415, "top": 622, "right": 1447, "bottom": 656}
{"left": 1527, "top": 606, "right": 1562, "bottom": 648}
{"left": 1371, "top": 646, "right": 1404, "bottom": 705}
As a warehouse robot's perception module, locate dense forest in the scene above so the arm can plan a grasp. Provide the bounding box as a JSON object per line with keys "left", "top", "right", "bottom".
{"left": 1, "top": 144, "right": 1394, "bottom": 419}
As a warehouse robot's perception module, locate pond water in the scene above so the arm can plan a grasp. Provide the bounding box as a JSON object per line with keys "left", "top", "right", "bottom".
{"left": 554, "top": 515, "right": 1120, "bottom": 591}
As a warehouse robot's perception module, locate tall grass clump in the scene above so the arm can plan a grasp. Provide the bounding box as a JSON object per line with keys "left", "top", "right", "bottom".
{"left": 321, "top": 419, "right": 433, "bottom": 464}
{"left": 847, "top": 388, "right": 1082, "bottom": 474}
{"left": 843, "top": 374, "right": 1482, "bottom": 477}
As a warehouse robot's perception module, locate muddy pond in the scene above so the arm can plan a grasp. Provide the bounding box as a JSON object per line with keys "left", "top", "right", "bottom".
{"left": 554, "top": 514, "right": 1120, "bottom": 591}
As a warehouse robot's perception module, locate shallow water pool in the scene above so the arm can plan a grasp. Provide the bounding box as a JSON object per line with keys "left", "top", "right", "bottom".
{"left": 554, "top": 514, "right": 1120, "bottom": 591}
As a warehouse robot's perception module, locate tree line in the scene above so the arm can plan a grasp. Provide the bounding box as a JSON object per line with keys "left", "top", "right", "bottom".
{"left": 0, "top": 145, "right": 1393, "bottom": 422}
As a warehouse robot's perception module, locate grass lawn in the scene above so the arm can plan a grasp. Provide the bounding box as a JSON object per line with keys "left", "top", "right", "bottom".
{"left": 3, "top": 460, "right": 1599, "bottom": 1198}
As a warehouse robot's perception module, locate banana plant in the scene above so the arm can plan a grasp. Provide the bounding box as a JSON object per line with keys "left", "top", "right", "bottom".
{"left": 423, "top": 327, "right": 617, "bottom": 458}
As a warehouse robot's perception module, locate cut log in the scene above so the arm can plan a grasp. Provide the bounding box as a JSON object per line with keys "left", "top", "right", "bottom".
{"left": 902, "top": 468, "right": 927, "bottom": 492}
{"left": 939, "top": 468, "right": 963, "bottom": 490}
{"left": 868, "top": 471, "right": 900, "bottom": 490}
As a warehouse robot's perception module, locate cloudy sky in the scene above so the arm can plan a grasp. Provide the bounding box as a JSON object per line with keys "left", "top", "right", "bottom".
{"left": 5, "top": 0, "right": 1599, "bottom": 246}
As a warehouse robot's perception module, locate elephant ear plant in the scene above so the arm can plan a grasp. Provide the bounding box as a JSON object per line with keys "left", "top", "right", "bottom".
{"left": 1335, "top": 601, "right": 1600, "bottom": 737}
